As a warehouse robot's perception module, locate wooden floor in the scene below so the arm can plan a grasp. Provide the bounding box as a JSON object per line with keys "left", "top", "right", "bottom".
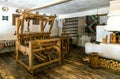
{"left": 0, "top": 46, "right": 120, "bottom": 79}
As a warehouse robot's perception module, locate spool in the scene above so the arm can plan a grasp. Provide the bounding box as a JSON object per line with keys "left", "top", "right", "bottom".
{"left": 89, "top": 52, "right": 99, "bottom": 68}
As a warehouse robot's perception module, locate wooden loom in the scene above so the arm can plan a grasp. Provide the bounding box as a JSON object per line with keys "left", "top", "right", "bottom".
{"left": 15, "top": 10, "right": 61, "bottom": 73}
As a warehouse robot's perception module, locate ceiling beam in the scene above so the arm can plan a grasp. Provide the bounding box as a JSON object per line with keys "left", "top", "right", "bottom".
{"left": 28, "top": 0, "right": 70, "bottom": 11}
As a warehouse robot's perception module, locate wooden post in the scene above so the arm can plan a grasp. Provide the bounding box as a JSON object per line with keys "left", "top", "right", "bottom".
{"left": 29, "top": 41, "right": 33, "bottom": 73}
{"left": 16, "top": 18, "right": 20, "bottom": 61}
{"left": 40, "top": 20, "right": 44, "bottom": 32}
{"left": 27, "top": 19, "right": 30, "bottom": 32}
{"left": 43, "top": 21, "right": 47, "bottom": 30}
{"left": 20, "top": 19, "right": 24, "bottom": 33}
{"left": 49, "top": 20, "right": 54, "bottom": 33}
{"left": 16, "top": 18, "right": 21, "bottom": 36}
{"left": 58, "top": 39, "right": 61, "bottom": 64}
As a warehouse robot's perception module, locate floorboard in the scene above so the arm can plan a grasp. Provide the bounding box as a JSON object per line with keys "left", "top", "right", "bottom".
{"left": 0, "top": 46, "right": 120, "bottom": 79}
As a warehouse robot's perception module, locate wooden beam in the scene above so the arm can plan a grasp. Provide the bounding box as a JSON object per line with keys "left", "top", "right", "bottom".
{"left": 33, "top": 59, "right": 60, "bottom": 70}
{"left": 28, "top": 0, "right": 70, "bottom": 11}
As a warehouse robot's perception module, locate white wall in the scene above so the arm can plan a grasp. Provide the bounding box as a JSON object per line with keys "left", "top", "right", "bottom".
{"left": 0, "top": 6, "right": 109, "bottom": 40}
{"left": 57, "top": 7, "right": 110, "bottom": 46}
{"left": 99, "top": 15, "right": 108, "bottom": 24}
{"left": 31, "top": 11, "right": 59, "bottom": 36}
{"left": 21, "top": 18, "right": 59, "bottom": 36}
{"left": 0, "top": 6, "right": 50, "bottom": 40}
{"left": 96, "top": 26, "right": 112, "bottom": 43}
{"left": 57, "top": 7, "right": 109, "bottom": 34}
{"left": 51, "top": 20, "right": 59, "bottom": 36}
{"left": 0, "top": 6, "right": 59, "bottom": 40}
{"left": 58, "top": 7, "right": 109, "bottom": 19}
{"left": 44, "top": 20, "right": 59, "bottom": 36}
{"left": 0, "top": 6, "right": 19, "bottom": 40}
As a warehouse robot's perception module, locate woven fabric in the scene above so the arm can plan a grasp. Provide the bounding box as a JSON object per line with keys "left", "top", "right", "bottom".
{"left": 85, "top": 15, "right": 99, "bottom": 34}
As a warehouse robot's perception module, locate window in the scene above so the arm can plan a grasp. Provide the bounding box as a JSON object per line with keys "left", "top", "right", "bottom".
{"left": 12, "top": 14, "right": 20, "bottom": 25}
